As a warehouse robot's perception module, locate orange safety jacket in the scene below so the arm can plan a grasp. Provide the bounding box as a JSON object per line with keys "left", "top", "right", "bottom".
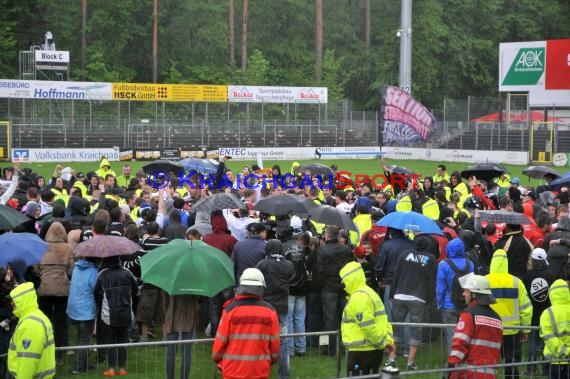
{"left": 212, "top": 294, "right": 280, "bottom": 379}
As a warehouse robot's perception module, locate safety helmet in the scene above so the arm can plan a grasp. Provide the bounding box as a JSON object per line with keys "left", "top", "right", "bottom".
{"left": 240, "top": 268, "right": 266, "bottom": 287}
{"left": 459, "top": 273, "right": 492, "bottom": 295}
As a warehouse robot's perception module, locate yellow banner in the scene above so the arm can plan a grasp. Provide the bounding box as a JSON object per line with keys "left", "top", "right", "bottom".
{"left": 112, "top": 83, "right": 227, "bottom": 102}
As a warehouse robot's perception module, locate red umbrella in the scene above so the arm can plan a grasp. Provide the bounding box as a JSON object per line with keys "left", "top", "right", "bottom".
{"left": 472, "top": 111, "right": 563, "bottom": 123}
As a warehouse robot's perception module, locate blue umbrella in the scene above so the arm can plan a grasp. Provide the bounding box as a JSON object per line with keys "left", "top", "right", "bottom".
{"left": 0, "top": 232, "right": 48, "bottom": 267}
{"left": 376, "top": 211, "right": 443, "bottom": 235}
{"left": 550, "top": 172, "right": 570, "bottom": 191}
{"left": 179, "top": 158, "right": 218, "bottom": 174}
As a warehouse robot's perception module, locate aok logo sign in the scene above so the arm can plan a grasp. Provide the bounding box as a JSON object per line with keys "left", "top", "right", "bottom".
{"left": 513, "top": 48, "right": 544, "bottom": 71}
{"left": 502, "top": 47, "right": 545, "bottom": 85}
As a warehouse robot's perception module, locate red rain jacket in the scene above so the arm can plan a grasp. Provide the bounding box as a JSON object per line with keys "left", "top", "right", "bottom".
{"left": 448, "top": 299, "right": 503, "bottom": 378}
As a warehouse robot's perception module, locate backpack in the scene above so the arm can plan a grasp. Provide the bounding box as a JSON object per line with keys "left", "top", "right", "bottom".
{"left": 445, "top": 258, "right": 471, "bottom": 310}
{"left": 464, "top": 246, "right": 489, "bottom": 276}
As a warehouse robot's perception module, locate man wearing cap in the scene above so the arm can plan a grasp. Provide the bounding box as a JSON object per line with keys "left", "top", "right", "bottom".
{"left": 486, "top": 249, "right": 533, "bottom": 379}
{"left": 508, "top": 177, "right": 523, "bottom": 204}
{"left": 212, "top": 268, "right": 280, "bottom": 379}
{"left": 231, "top": 223, "right": 268, "bottom": 284}
{"left": 523, "top": 248, "right": 556, "bottom": 375}
{"left": 448, "top": 273, "right": 503, "bottom": 378}
{"left": 539, "top": 279, "right": 570, "bottom": 378}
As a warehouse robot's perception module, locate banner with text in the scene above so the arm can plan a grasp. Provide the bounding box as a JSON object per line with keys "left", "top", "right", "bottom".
{"left": 0, "top": 80, "right": 112, "bottom": 100}
{"left": 218, "top": 146, "right": 380, "bottom": 161}
{"left": 227, "top": 86, "right": 328, "bottom": 104}
{"left": 381, "top": 146, "right": 529, "bottom": 165}
{"left": 112, "top": 83, "right": 227, "bottom": 102}
{"left": 12, "top": 148, "right": 119, "bottom": 163}
{"left": 379, "top": 85, "right": 436, "bottom": 146}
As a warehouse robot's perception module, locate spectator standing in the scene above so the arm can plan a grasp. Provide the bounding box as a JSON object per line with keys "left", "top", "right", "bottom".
{"left": 162, "top": 293, "right": 199, "bottom": 379}
{"left": 95, "top": 256, "right": 138, "bottom": 377}
{"left": 340, "top": 261, "right": 394, "bottom": 376}
{"left": 67, "top": 257, "right": 98, "bottom": 374}
{"left": 522, "top": 248, "right": 556, "bottom": 375}
{"left": 487, "top": 249, "right": 533, "bottom": 379}
{"left": 212, "top": 268, "right": 280, "bottom": 379}
{"left": 35, "top": 221, "right": 74, "bottom": 364}
{"left": 375, "top": 228, "right": 415, "bottom": 321}
{"left": 539, "top": 279, "right": 570, "bottom": 378}
{"left": 318, "top": 225, "right": 354, "bottom": 356}
{"left": 231, "top": 223, "right": 267, "bottom": 283}
{"left": 137, "top": 221, "right": 169, "bottom": 342}
{"left": 436, "top": 238, "right": 475, "bottom": 355}
{"left": 203, "top": 213, "right": 238, "bottom": 338}
{"left": 387, "top": 241, "right": 437, "bottom": 370}
{"left": 280, "top": 227, "right": 309, "bottom": 357}
{"left": 494, "top": 224, "right": 533, "bottom": 279}
{"left": 7, "top": 282, "right": 56, "bottom": 379}
{"left": 447, "top": 273, "right": 503, "bottom": 378}
{"left": 257, "top": 240, "right": 294, "bottom": 379}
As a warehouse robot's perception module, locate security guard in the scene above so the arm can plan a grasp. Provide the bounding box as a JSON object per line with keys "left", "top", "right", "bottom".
{"left": 486, "top": 249, "right": 533, "bottom": 379}
{"left": 8, "top": 282, "right": 56, "bottom": 379}
{"left": 539, "top": 279, "right": 570, "bottom": 378}
{"left": 340, "top": 261, "right": 394, "bottom": 377}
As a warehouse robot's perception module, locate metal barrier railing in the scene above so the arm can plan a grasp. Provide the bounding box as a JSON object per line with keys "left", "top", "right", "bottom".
{"left": 0, "top": 324, "right": 553, "bottom": 379}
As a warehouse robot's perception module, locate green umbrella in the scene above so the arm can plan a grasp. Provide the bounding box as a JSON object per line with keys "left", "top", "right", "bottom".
{"left": 140, "top": 239, "right": 235, "bottom": 296}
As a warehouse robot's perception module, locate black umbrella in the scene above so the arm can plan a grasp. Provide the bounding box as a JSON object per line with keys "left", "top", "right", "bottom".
{"left": 389, "top": 165, "right": 415, "bottom": 175}
{"left": 142, "top": 160, "right": 183, "bottom": 174}
{"left": 308, "top": 205, "right": 359, "bottom": 232}
{"left": 254, "top": 194, "right": 318, "bottom": 216}
{"left": 478, "top": 210, "right": 530, "bottom": 225}
{"left": 461, "top": 163, "right": 506, "bottom": 181}
{"left": 0, "top": 205, "right": 30, "bottom": 230}
{"left": 523, "top": 165, "right": 561, "bottom": 180}
{"left": 191, "top": 193, "right": 245, "bottom": 213}
{"left": 298, "top": 163, "right": 335, "bottom": 177}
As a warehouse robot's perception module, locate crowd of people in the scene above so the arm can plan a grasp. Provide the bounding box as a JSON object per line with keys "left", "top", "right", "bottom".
{"left": 0, "top": 156, "right": 569, "bottom": 379}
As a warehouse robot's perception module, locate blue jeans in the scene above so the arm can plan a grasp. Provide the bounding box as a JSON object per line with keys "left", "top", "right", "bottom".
{"left": 278, "top": 313, "right": 290, "bottom": 379}
{"left": 166, "top": 331, "right": 194, "bottom": 379}
{"left": 287, "top": 295, "right": 306, "bottom": 356}
{"left": 440, "top": 310, "right": 458, "bottom": 355}
{"left": 383, "top": 285, "right": 393, "bottom": 322}
{"left": 391, "top": 299, "right": 426, "bottom": 346}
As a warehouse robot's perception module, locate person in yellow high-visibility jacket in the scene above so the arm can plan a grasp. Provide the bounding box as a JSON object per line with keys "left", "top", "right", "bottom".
{"left": 539, "top": 279, "right": 570, "bottom": 377}
{"left": 351, "top": 199, "right": 372, "bottom": 245}
{"left": 8, "top": 282, "right": 56, "bottom": 379}
{"left": 486, "top": 249, "right": 533, "bottom": 378}
{"left": 340, "top": 261, "right": 394, "bottom": 377}
{"left": 422, "top": 197, "right": 440, "bottom": 221}
{"left": 434, "top": 165, "right": 450, "bottom": 184}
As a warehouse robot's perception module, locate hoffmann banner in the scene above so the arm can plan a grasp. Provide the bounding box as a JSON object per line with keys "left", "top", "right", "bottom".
{"left": 378, "top": 85, "right": 436, "bottom": 146}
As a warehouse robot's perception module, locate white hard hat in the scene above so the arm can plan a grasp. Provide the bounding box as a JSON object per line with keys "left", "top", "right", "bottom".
{"left": 459, "top": 273, "right": 492, "bottom": 295}
{"left": 240, "top": 268, "right": 266, "bottom": 287}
